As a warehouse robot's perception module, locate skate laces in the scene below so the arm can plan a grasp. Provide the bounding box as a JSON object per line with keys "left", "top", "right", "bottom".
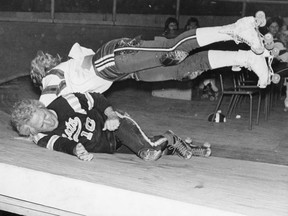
{"left": 169, "top": 135, "right": 192, "bottom": 159}
{"left": 261, "top": 49, "right": 275, "bottom": 84}
{"left": 222, "top": 17, "right": 264, "bottom": 54}
{"left": 234, "top": 21, "right": 257, "bottom": 45}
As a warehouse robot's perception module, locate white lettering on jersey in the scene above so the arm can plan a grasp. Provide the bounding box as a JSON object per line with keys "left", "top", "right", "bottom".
{"left": 63, "top": 117, "right": 96, "bottom": 142}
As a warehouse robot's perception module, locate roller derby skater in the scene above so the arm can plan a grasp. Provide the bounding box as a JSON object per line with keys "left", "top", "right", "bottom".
{"left": 30, "top": 11, "right": 272, "bottom": 107}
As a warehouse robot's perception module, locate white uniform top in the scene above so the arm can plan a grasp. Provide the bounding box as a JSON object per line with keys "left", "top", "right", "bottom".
{"left": 39, "top": 43, "right": 113, "bottom": 106}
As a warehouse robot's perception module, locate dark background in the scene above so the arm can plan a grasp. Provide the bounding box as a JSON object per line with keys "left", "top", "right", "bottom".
{"left": 0, "top": 0, "right": 287, "bottom": 17}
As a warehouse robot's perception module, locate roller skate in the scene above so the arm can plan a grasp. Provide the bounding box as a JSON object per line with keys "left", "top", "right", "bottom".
{"left": 185, "top": 137, "right": 212, "bottom": 157}
{"left": 219, "top": 11, "right": 266, "bottom": 54}
{"left": 165, "top": 130, "right": 193, "bottom": 159}
{"left": 233, "top": 49, "right": 279, "bottom": 88}
{"left": 138, "top": 149, "right": 162, "bottom": 161}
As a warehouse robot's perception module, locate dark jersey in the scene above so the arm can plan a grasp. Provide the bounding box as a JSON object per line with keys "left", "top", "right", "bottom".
{"left": 33, "top": 92, "right": 116, "bottom": 155}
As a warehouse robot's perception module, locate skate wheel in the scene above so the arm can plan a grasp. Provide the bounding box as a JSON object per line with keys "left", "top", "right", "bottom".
{"left": 272, "top": 74, "right": 280, "bottom": 84}
{"left": 271, "top": 47, "right": 280, "bottom": 57}
{"left": 264, "top": 33, "right": 274, "bottom": 50}
{"left": 255, "top": 11, "right": 266, "bottom": 27}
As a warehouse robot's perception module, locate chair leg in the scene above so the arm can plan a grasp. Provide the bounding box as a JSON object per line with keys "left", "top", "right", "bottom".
{"left": 228, "top": 95, "right": 240, "bottom": 118}
{"left": 256, "top": 92, "right": 261, "bottom": 125}
{"left": 212, "top": 94, "right": 224, "bottom": 122}
{"left": 249, "top": 95, "right": 253, "bottom": 130}
{"left": 227, "top": 95, "right": 236, "bottom": 118}
{"left": 264, "top": 88, "right": 270, "bottom": 121}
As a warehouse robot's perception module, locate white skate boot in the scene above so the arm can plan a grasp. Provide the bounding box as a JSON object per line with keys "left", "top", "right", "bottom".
{"left": 234, "top": 49, "right": 280, "bottom": 88}
{"left": 219, "top": 11, "right": 266, "bottom": 55}
{"left": 236, "top": 50, "right": 270, "bottom": 88}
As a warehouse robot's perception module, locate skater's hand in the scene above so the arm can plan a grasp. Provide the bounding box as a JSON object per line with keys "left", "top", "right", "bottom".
{"left": 103, "top": 107, "right": 120, "bottom": 131}
{"left": 73, "top": 143, "right": 94, "bottom": 161}
{"left": 103, "top": 114, "right": 120, "bottom": 131}
{"left": 103, "top": 117, "right": 120, "bottom": 131}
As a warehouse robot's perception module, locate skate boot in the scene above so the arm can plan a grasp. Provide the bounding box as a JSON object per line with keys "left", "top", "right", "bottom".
{"left": 235, "top": 50, "right": 271, "bottom": 88}
{"left": 185, "top": 138, "right": 212, "bottom": 157}
{"left": 164, "top": 130, "right": 193, "bottom": 159}
{"left": 219, "top": 11, "right": 266, "bottom": 55}
{"left": 138, "top": 149, "right": 162, "bottom": 161}
{"left": 160, "top": 50, "right": 189, "bottom": 66}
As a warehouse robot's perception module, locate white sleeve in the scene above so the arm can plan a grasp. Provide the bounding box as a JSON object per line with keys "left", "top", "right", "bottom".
{"left": 39, "top": 74, "right": 65, "bottom": 106}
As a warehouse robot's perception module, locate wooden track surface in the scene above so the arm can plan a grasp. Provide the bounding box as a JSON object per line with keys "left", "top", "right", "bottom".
{"left": 0, "top": 137, "right": 287, "bottom": 216}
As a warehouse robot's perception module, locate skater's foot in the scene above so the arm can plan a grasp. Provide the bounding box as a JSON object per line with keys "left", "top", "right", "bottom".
{"left": 237, "top": 50, "right": 270, "bottom": 88}
{"left": 219, "top": 15, "right": 265, "bottom": 54}
{"left": 165, "top": 130, "right": 193, "bottom": 159}
{"left": 138, "top": 148, "right": 162, "bottom": 161}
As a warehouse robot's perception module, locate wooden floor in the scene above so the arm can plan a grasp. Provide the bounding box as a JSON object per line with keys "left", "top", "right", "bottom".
{"left": 0, "top": 76, "right": 288, "bottom": 215}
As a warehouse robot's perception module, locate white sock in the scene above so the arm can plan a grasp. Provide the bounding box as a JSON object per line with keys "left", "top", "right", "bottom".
{"left": 196, "top": 27, "right": 232, "bottom": 47}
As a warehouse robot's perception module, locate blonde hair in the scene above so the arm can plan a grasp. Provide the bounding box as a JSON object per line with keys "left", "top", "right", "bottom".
{"left": 11, "top": 99, "right": 45, "bottom": 136}
{"left": 30, "top": 51, "right": 62, "bottom": 87}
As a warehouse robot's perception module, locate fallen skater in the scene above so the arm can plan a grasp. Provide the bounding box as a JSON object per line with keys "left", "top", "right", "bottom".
{"left": 11, "top": 92, "right": 211, "bottom": 161}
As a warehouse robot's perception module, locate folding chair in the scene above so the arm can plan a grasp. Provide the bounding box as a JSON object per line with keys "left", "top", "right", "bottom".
{"left": 211, "top": 72, "right": 262, "bottom": 130}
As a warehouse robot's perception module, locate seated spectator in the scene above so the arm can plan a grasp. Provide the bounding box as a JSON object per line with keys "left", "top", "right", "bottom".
{"left": 265, "top": 16, "right": 283, "bottom": 39}
{"left": 184, "top": 17, "right": 200, "bottom": 31}
{"left": 162, "top": 17, "right": 181, "bottom": 39}
{"left": 265, "top": 17, "right": 288, "bottom": 110}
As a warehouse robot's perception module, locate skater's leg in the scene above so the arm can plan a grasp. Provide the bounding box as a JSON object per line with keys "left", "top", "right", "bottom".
{"left": 132, "top": 49, "right": 270, "bottom": 88}
{"left": 115, "top": 13, "right": 266, "bottom": 55}
{"left": 114, "top": 111, "right": 194, "bottom": 160}
{"left": 197, "top": 14, "right": 266, "bottom": 54}
{"left": 114, "top": 111, "right": 169, "bottom": 161}
{"left": 134, "top": 51, "right": 211, "bottom": 81}
{"left": 208, "top": 50, "right": 270, "bottom": 88}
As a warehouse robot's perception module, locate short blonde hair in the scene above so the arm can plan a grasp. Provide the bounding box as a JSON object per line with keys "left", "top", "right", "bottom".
{"left": 11, "top": 99, "right": 45, "bottom": 136}
{"left": 30, "top": 51, "right": 62, "bottom": 87}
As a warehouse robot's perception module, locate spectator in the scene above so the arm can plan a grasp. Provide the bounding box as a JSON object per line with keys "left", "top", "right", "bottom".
{"left": 162, "top": 17, "right": 181, "bottom": 39}
{"left": 265, "top": 17, "right": 288, "bottom": 110}
{"left": 266, "top": 16, "right": 283, "bottom": 39}
{"left": 184, "top": 17, "right": 200, "bottom": 31}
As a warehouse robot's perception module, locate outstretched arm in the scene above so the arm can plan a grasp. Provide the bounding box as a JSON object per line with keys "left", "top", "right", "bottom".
{"left": 35, "top": 134, "right": 93, "bottom": 161}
